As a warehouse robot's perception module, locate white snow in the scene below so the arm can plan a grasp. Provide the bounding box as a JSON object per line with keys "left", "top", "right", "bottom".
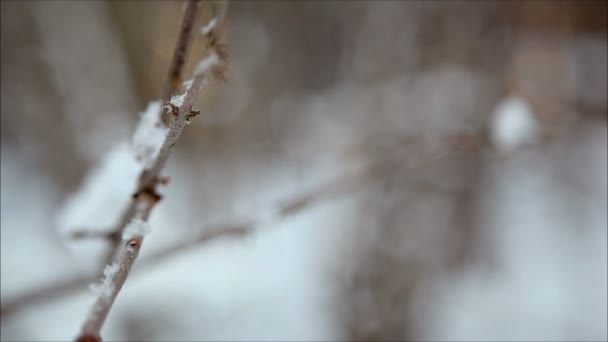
{"left": 201, "top": 18, "right": 217, "bottom": 35}
{"left": 57, "top": 101, "right": 168, "bottom": 240}
{"left": 131, "top": 101, "right": 168, "bottom": 168}
{"left": 89, "top": 262, "right": 120, "bottom": 300}
{"left": 55, "top": 143, "right": 142, "bottom": 236}
{"left": 195, "top": 52, "right": 220, "bottom": 75}
{"left": 182, "top": 79, "right": 193, "bottom": 89}
{"left": 169, "top": 94, "right": 186, "bottom": 108}
{"left": 122, "top": 219, "right": 151, "bottom": 241}
{"left": 489, "top": 96, "right": 539, "bottom": 153}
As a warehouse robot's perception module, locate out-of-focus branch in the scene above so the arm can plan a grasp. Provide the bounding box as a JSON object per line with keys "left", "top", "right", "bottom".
{"left": 74, "top": 3, "right": 229, "bottom": 341}
{"left": 0, "top": 275, "right": 94, "bottom": 320}
{"left": 69, "top": 230, "right": 119, "bottom": 241}
{"left": 2, "top": 134, "right": 486, "bottom": 323}
{"left": 1, "top": 155, "right": 372, "bottom": 324}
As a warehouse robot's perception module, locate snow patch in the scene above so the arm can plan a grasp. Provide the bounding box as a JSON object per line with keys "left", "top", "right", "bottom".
{"left": 490, "top": 96, "right": 539, "bottom": 153}
{"left": 201, "top": 18, "right": 217, "bottom": 35}
{"left": 122, "top": 219, "right": 151, "bottom": 241}
{"left": 131, "top": 101, "right": 167, "bottom": 168}
{"left": 90, "top": 262, "right": 120, "bottom": 300}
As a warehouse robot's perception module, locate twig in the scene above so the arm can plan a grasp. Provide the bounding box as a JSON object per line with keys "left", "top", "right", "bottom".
{"left": 162, "top": 0, "right": 199, "bottom": 106}
{"left": 100, "top": 0, "right": 200, "bottom": 270}
{"left": 0, "top": 275, "right": 95, "bottom": 320}
{"left": 74, "top": 3, "right": 229, "bottom": 341}
{"left": 87, "top": 1, "right": 231, "bottom": 269}
{"left": 70, "top": 230, "right": 119, "bottom": 241}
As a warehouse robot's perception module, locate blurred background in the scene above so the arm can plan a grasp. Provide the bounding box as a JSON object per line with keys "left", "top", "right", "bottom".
{"left": 1, "top": 1, "right": 606, "bottom": 341}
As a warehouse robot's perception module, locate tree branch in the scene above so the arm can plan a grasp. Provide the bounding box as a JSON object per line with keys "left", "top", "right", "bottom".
{"left": 2, "top": 133, "right": 486, "bottom": 327}
{"left": 1, "top": 157, "right": 371, "bottom": 323}
{"left": 74, "top": 3, "right": 229, "bottom": 340}
{"left": 100, "top": 0, "right": 200, "bottom": 270}
{"left": 162, "top": 0, "right": 199, "bottom": 106}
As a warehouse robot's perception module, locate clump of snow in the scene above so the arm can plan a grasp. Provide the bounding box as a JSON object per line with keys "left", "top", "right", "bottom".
{"left": 56, "top": 143, "right": 142, "bottom": 235}
{"left": 170, "top": 94, "right": 186, "bottom": 108}
{"left": 58, "top": 102, "right": 168, "bottom": 239}
{"left": 131, "top": 101, "right": 168, "bottom": 168}
{"left": 122, "top": 219, "right": 151, "bottom": 241}
{"left": 90, "top": 262, "right": 120, "bottom": 300}
{"left": 201, "top": 18, "right": 217, "bottom": 35}
{"left": 182, "top": 79, "right": 193, "bottom": 89}
{"left": 195, "top": 53, "right": 220, "bottom": 75}
{"left": 489, "top": 96, "right": 539, "bottom": 153}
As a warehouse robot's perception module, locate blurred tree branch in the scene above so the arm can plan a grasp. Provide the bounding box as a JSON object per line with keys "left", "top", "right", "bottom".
{"left": 1, "top": 133, "right": 484, "bottom": 324}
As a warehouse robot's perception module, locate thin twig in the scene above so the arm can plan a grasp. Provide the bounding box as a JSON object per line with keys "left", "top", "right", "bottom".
{"left": 162, "top": 0, "right": 199, "bottom": 106}
{"left": 0, "top": 275, "right": 94, "bottom": 320}
{"left": 100, "top": 0, "right": 200, "bottom": 270}
{"left": 88, "top": 2, "right": 230, "bottom": 268}
{"left": 74, "top": 3, "right": 229, "bottom": 340}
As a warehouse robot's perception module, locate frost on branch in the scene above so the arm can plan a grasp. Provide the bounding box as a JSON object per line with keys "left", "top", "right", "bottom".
{"left": 131, "top": 101, "right": 168, "bottom": 168}
{"left": 170, "top": 94, "right": 186, "bottom": 108}
{"left": 122, "top": 219, "right": 151, "bottom": 241}
{"left": 57, "top": 101, "right": 169, "bottom": 240}
{"left": 182, "top": 79, "right": 193, "bottom": 89}
{"left": 201, "top": 18, "right": 217, "bottom": 35}
{"left": 195, "top": 52, "right": 220, "bottom": 77}
{"left": 89, "top": 262, "right": 120, "bottom": 301}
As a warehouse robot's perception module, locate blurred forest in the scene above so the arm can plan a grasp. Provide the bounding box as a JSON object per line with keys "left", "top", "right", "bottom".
{"left": 1, "top": 1, "right": 607, "bottom": 341}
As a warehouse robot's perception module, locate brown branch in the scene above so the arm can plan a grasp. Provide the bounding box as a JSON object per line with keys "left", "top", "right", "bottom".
{"left": 69, "top": 230, "right": 119, "bottom": 241}
{"left": 99, "top": 0, "right": 200, "bottom": 270}
{"left": 85, "top": 1, "right": 230, "bottom": 268}
{"left": 162, "top": 0, "right": 199, "bottom": 106}
{"left": 74, "top": 3, "right": 229, "bottom": 340}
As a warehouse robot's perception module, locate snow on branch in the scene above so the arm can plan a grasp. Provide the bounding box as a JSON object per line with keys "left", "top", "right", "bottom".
{"left": 201, "top": 17, "right": 217, "bottom": 35}
{"left": 131, "top": 101, "right": 168, "bottom": 168}
{"left": 169, "top": 94, "right": 186, "bottom": 108}
{"left": 89, "top": 263, "right": 120, "bottom": 301}
{"left": 121, "top": 219, "right": 151, "bottom": 241}
{"left": 74, "top": 2, "right": 229, "bottom": 341}
{"left": 5, "top": 137, "right": 484, "bottom": 322}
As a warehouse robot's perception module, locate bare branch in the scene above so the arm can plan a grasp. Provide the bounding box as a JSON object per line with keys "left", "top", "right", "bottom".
{"left": 69, "top": 230, "right": 119, "bottom": 241}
